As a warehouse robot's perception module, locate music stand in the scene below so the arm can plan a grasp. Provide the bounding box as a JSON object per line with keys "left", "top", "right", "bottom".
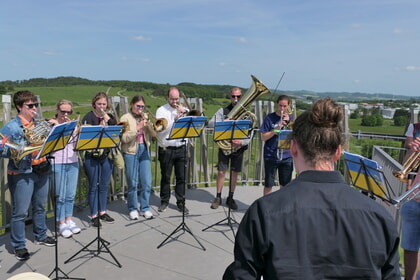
{"left": 157, "top": 116, "right": 207, "bottom": 250}
{"left": 35, "top": 121, "right": 84, "bottom": 280}
{"left": 202, "top": 119, "right": 252, "bottom": 237}
{"left": 343, "top": 151, "right": 396, "bottom": 203}
{"left": 64, "top": 125, "right": 122, "bottom": 267}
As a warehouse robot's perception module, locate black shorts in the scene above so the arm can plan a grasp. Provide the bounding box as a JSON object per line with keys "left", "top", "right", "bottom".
{"left": 217, "top": 148, "right": 244, "bottom": 172}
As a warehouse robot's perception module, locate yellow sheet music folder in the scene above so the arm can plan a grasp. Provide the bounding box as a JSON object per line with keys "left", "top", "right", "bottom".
{"left": 213, "top": 120, "right": 251, "bottom": 141}
{"left": 76, "top": 125, "right": 122, "bottom": 150}
{"left": 169, "top": 116, "right": 207, "bottom": 139}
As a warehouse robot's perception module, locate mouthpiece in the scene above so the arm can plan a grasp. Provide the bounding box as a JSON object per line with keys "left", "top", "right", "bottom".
{"left": 33, "top": 111, "right": 38, "bottom": 116}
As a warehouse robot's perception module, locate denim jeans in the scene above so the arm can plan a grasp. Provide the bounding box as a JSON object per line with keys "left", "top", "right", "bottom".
{"left": 123, "top": 143, "right": 152, "bottom": 212}
{"left": 8, "top": 172, "right": 49, "bottom": 249}
{"left": 158, "top": 146, "right": 186, "bottom": 204}
{"left": 84, "top": 155, "right": 113, "bottom": 216}
{"left": 401, "top": 200, "right": 420, "bottom": 251}
{"left": 264, "top": 157, "right": 294, "bottom": 188}
{"left": 52, "top": 162, "right": 79, "bottom": 221}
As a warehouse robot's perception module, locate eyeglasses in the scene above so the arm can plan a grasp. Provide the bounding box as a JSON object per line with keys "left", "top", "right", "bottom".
{"left": 24, "top": 103, "right": 39, "bottom": 109}
{"left": 136, "top": 105, "right": 145, "bottom": 109}
{"left": 231, "top": 95, "right": 241, "bottom": 99}
{"left": 60, "top": 110, "right": 73, "bottom": 115}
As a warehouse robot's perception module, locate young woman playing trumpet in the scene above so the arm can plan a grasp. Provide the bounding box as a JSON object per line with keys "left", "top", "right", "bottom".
{"left": 120, "top": 95, "right": 154, "bottom": 220}
{"left": 81, "top": 92, "right": 117, "bottom": 227}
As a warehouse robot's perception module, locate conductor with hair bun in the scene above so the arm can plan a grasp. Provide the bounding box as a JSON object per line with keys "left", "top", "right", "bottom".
{"left": 223, "top": 97, "right": 400, "bottom": 279}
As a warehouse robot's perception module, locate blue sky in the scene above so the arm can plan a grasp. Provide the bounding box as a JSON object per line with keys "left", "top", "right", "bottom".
{"left": 1, "top": 0, "right": 420, "bottom": 96}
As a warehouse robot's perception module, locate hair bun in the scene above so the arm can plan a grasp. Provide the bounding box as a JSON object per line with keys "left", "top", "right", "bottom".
{"left": 310, "top": 98, "right": 343, "bottom": 128}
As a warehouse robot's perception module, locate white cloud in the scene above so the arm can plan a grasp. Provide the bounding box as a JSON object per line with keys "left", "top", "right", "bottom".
{"left": 351, "top": 23, "right": 362, "bottom": 28}
{"left": 130, "top": 35, "right": 152, "bottom": 41}
{"left": 393, "top": 28, "right": 408, "bottom": 34}
{"left": 354, "top": 79, "right": 361, "bottom": 84}
{"left": 405, "top": 66, "right": 420, "bottom": 71}
{"left": 120, "top": 56, "right": 150, "bottom": 62}
{"left": 43, "top": 50, "right": 64, "bottom": 56}
{"left": 236, "top": 37, "right": 247, "bottom": 43}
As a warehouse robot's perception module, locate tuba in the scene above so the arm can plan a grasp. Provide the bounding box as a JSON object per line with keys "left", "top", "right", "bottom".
{"left": 217, "top": 75, "right": 271, "bottom": 155}
{"left": 393, "top": 151, "right": 420, "bottom": 182}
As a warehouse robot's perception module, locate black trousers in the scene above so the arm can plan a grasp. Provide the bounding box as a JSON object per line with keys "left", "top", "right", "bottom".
{"left": 158, "top": 146, "right": 186, "bottom": 205}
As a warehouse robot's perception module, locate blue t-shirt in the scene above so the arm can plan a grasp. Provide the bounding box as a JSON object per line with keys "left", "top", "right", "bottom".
{"left": 260, "top": 112, "right": 293, "bottom": 162}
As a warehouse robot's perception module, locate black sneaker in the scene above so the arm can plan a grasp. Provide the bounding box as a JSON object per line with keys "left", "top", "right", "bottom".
{"left": 35, "top": 236, "right": 56, "bottom": 247}
{"left": 226, "top": 197, "right": 238, "bottom": 210}
{"left": 91, "top": 216, "right": 102, "bottom": 228}
{"left": 99, "top": 213, "right": 115, "bottom": 224}
{"left": 158, "top": 203, "right": 168, "bottom": 212}
{"left": 15, "top": 248, "right": 30, "bottom": 261}
{"left": 176, "top": 203, "right": 189, "bottom": 215}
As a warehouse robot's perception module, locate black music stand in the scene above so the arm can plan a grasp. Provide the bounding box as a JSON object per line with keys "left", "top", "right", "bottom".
{"left": 157, "top": 116, "right": 207, "bottom": 250}
{"left": 343, "top": 151, "right": 395, "bottom": 203}
{"left": 36, "top": 121, "right": 84, "bottom": 280}
{"left": 202, "top": 120, "right": 251, "bottom": 237}
{"left": 64, "top": 125, "right": 123, "bottom": 268}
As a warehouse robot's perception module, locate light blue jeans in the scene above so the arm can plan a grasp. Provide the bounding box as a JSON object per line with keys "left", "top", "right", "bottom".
{"left": 52, "top": 162, "right": 79, "bottom": 222}
{"left": 124, "top": 143, "right": 152, "bottom": 212}
{"left": 8, "top": 172, "right": 49, "bottom": 250}
{"left": 84, "top": 155, "right": 113, "bottom": 216}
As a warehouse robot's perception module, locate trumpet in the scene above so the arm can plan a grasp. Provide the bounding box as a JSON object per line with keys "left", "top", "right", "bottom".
{"left": 393, "top": 151, "right": 420, "bottom": 182}
{"left": 139, "top": 107, "right": 167, "bottom": 149}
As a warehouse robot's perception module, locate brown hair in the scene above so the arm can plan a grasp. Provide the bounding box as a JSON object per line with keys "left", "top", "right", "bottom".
{"left": 290, "top": 97, "right": 344, "bottom": 166}
{"left": 13, "top": 90, "right": 37, "bottom": 113}
{"left": 130, "top": 95, "right": 146, "bottom": 106}
{"left": 56, "top": 99, "right": 73, "bottom": 110}
{"left": 276, "top": 94, "right": 290, "bottom": 104}
{"left": 91, "top": 92, "right": 111, "bottom": 109}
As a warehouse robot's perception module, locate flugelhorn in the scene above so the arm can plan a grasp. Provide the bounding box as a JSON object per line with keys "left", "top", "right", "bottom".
{"left": 392, "top": 151, "right": 420, "bottom": 182}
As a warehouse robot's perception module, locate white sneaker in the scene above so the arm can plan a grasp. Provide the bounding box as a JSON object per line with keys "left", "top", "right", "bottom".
{"left": 59, "top": 223, "right": 72, "bottom": 238}
{"left": 140, "top": 210, "right": 153, "bottom": 220}
{"left": 129, "top": 210, "right": 139, "bottom": 220}
{"left": 66, "top": 219, "right": 81, "bottom": 234}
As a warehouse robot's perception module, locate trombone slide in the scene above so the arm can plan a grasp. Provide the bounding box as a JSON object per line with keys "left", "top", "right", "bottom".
{"left": 391, "top": 182, "right": 420, "bottom": 207}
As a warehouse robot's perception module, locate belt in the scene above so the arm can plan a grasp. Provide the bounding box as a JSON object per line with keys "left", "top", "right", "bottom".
{"left": 164, "top": 146, "right": 185, "bottom": 150}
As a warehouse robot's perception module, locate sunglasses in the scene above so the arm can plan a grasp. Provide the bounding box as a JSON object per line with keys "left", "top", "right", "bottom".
{"left": 24, "top": 103, "right": 39, "bottom": 109}
{"left": 60, "top": 110, "right": 73, "bottom": 115}
{"left": 136, "top": 105, "right": 145, "bottom": 109}
{"left": 231, "top": 95, "right": 241, "bottom": 99}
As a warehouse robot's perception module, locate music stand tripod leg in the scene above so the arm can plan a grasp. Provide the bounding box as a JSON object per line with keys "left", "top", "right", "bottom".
{"left": 64, "top": 146, "right": 122, "bottom": 268}
{"left": 157, "top": 125, "right": 206, "bottom": 251}
{"left": 47, "top": 156, "right": 85, "bottom": 280}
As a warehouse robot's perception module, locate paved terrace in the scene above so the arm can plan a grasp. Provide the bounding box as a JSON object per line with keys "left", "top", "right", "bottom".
{"left": 0, "top": 185, "right": 264, "bottom": 280}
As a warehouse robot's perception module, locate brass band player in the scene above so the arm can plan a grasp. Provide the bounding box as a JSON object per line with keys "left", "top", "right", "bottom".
{"left": 81, "top": 92, "right": 117, "bottom": 227}
{"left": 120, "top": 95, "right": 154, "bottom": 220}
{"left": 260, "top": 95, "right": 294, "bottom": 195}
{"left": 0, "top": 90, "right": 55, "bottom": 261}
{"left": 155, "top": 87, "right": 190, "bottom": 214}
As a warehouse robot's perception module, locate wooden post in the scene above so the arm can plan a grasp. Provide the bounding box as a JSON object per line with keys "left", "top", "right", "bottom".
{"left": 1, "top": 94, "right": 12, "bottom": 228}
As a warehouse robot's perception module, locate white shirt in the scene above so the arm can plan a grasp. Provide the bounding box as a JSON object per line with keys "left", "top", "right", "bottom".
{"left": 156, "top": 103, "right": 187, "bottom": 147}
